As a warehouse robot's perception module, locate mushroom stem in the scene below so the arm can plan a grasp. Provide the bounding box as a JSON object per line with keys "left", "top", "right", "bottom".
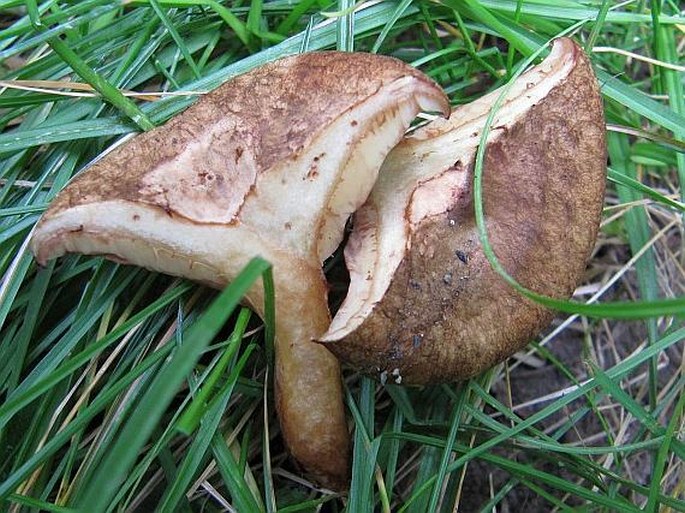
{"left": 272, "top": 272, "right": 348, "bottom": 488}
{"left": 244, "top": 263, "right": 347, "bottom": 487}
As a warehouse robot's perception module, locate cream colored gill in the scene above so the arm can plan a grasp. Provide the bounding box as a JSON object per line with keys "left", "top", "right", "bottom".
{"left": 30, "top": 200, "right": 277, "bottom": 300}
{"left": 237, "top": 75, "right": 449, "bottom": 263}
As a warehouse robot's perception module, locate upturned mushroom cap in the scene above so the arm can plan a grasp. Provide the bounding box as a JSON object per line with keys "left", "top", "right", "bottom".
{"left": 30, "top": 51, "right": 450, "bottom": 488}
{"left": 321, "top": 38, "right": 607, "bottom": 384}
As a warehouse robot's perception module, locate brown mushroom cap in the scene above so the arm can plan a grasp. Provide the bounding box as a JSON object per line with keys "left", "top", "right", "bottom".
{"left": 30, "top": 51, "right": 449, "bottom": 488}
{"left": 321, "top": 38, "right": 607, "bottom": 385}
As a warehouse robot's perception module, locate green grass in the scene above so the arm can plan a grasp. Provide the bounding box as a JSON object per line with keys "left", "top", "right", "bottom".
{"left": 1, "top": 1, "right": 684, "bottom": 511}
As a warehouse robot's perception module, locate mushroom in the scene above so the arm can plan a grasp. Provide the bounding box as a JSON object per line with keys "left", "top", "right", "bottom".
{"left": 320, "top": 38, "right": 607, "bottom": 384}
{"left": 30, "top": 52, "right": 450, "bottom": 488}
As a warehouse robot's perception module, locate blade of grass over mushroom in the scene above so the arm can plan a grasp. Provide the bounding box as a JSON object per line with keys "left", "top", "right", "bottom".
{"left": 473, "top": 264, "right": 685, "bottom": 318}
{"left": 73, "top": 258, "right": 272, "bottom": 511}
{"left": 176, "top": 307, "right": 252, "bottom": 435}
{"left": 470, "top": 39, "right": 684, "bottom": 320}
{"left": 320, "top": 36, "right": 606, "bottom": 385}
